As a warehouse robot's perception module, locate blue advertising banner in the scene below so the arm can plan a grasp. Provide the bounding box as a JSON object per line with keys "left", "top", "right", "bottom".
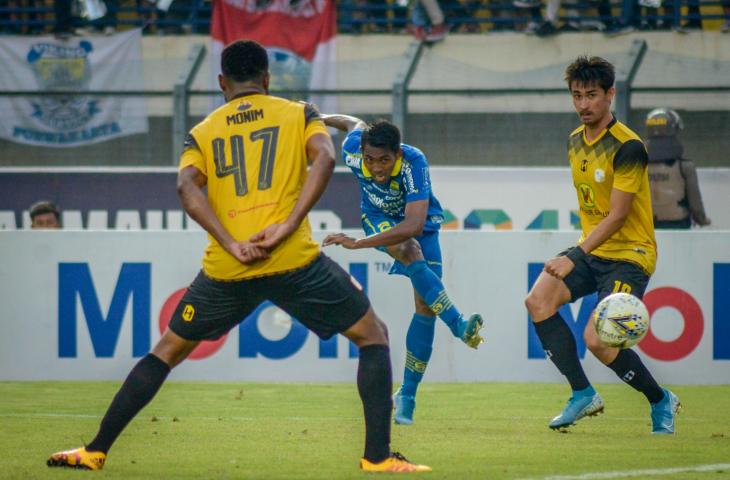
{"left": 0, "top": 168, "right": 361, "bottom": 230}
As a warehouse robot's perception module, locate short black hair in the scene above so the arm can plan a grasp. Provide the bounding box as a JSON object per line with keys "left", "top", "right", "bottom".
{"left": 361, "top": 119, "right": 400, "bottom": 154}
{"left": 29, "top": 200, "right": 60, "bottom": 221}
{"left": 564, "top": 56, "right": 615, "bottom": 92}
{"left": 221, "top": 40, "right": 269, "bottom": 83}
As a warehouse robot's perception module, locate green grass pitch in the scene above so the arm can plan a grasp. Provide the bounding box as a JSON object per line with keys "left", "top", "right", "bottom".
{"left": 1, "top": 382, "right": 729, "bottom": 479}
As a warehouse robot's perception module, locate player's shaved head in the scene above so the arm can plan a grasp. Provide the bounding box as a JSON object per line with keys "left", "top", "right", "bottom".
{"left": 362, "top": 119, "right": 400, "bottom": 154}
{"left": 565, "top": 56, "right": 615, "bottom": 93}
{"left": 221, "top": 40, "right": 269, "bottom": 84}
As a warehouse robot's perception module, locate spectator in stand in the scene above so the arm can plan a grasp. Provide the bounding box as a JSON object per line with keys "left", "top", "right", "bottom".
{"left": 409, "top": 0, "right": 447, "bottom": 42}
{"left": 29, "top": 201, "right": 61, "bottom": 229}
{"left": 607, "top": 0, "right": 703, "bottom": 35}
{"left": 91, "top": 0, "right": 118, "bottom": 35}
{"left": 515, "top": 0, "right": 612, "bottom": 36}
{"left": 156, "top": 0, "right": 196, "bottom": 34}
{"left": 645, "top": 109, "right": 711, "bottom": 229}
{"left": 513, "top": 0, "right": 559, "bottom": 35}
{"left": 722, "top": 0, "right": 730, "bottom": 32}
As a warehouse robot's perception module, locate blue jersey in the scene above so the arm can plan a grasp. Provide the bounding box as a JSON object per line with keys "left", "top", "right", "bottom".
{"left": 342, "top": 129, "right": 444, "bottom": 230}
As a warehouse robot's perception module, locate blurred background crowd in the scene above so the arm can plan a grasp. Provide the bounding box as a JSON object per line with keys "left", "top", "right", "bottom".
{"left": 1, "top": 0, "right": 729, "bottom": 39}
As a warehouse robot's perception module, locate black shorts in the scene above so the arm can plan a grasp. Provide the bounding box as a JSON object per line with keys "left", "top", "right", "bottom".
{"left": 168, "top": 254, "right": 371, "bottom": 341}
{"left": 560, "top": 247, "right": 650, "bottom": 303}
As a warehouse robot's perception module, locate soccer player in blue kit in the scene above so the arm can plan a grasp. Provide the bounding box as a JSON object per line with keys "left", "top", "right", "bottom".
{"left": 321, "top": 114, "right": 484, "bottom": 425}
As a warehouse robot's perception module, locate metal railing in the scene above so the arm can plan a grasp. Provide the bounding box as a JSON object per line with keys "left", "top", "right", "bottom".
{"left": 2, "top": 39, "right": 730, "bottom": 166}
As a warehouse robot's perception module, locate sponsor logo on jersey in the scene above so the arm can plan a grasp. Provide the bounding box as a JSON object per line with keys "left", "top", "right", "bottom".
{"left": 578, "top": 183, "right": 596, "bottom": 208}
{"left": 345, "top": 153, "right": 361, "bottom": 169}
{"left": 403, "top": 163, "right": 418, "bottom": 194}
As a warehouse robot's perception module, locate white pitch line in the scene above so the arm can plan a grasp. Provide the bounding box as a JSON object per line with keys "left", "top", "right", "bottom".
{"left": 0, "top": 412, "right": 357, "bottom": 421}
{"left": 530, "top": 463, "right": 730, "bottom": 480}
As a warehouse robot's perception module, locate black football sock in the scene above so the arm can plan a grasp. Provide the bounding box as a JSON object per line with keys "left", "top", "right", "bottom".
{"left": 534, "top": 313, "right": 591, "bottom": 391}
{"left": 86, "top": 354, "right": 171, "bottom": 453}
{"left": 607, "top": 348, "right": 664, "bottom": 403}
{"left": 357, "top": 344, "right": 392, "bottom": 463}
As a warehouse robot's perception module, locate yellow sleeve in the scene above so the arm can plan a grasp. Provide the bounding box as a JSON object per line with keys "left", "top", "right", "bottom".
{"left": 178, "top": 133, "right": 206, "bottom": 174}
{"left": 613, "top": 140, "right": 648, "bottom": 194}
{"left": 301, "top": 102, "right": 329, "bottom": 143}
{"left": 304, "top": 119, "right": 329, "bottom": 143}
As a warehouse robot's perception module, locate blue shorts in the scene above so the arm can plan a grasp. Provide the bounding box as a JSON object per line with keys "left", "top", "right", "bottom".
{"left": 361, "top": 213, "right": 443, "bottom": 278}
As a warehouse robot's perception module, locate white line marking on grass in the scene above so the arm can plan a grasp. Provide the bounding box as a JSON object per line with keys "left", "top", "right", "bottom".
{"left": 0, "top": 413, "right": 357, "bottom": 421}
{"left": 1, "top": 413, "right": 101, "bottom": 419}
{"left": 530, "top": 463, "right": 730, "bottom": 480}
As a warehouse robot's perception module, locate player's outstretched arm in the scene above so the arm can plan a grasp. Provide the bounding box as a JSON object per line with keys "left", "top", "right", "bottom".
{"left": 251, "top": 132, "right": 336, "bottom": 250}
{"left": 177, "top": 166, "right": 269, "bottom": 264}
{"left": 323, "top": 199, "right": 428, "bottom": 250}
{"left": 321, "top": 113, "right": 367, "bottom": 133}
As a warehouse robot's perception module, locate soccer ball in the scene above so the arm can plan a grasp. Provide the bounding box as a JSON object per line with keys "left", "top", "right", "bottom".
{"left": 592, "top": 293, "right": 650, "bottom": 348}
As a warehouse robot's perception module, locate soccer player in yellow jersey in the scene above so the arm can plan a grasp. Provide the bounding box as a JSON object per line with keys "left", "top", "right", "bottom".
{"left": 525, "top": 56, "right": 680, "bottom": 434}
{"left": 47, "top": 40, "right": 430, "bottom": 474}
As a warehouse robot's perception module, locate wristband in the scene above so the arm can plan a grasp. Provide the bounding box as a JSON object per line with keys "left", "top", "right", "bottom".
{"left": 566, "top": 245, "right": 586, "bottom": 264}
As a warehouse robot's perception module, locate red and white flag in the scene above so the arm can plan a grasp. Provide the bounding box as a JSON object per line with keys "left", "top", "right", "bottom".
{"left": 211, "top": 0, "right": 336, "bottom": 111}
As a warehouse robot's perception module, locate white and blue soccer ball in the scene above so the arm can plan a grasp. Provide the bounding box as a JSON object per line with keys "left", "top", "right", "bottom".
{"left": 592, "top": 293, "right": 650, "bottom": 348}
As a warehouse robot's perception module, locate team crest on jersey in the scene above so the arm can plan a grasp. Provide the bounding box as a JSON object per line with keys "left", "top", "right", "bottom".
{"left": 26, "top": 40, "right": 99, "bottom": 130}
{"left": 594, "top": 168, "right": 606, "bottom": 183}
{"left": 389, "top": 180, "right": 400, "bottom": 194}
{"left": 578, "top": 183, "right": 596, "bottom": 207}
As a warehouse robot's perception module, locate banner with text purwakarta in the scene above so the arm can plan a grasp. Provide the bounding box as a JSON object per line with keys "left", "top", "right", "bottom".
{"left": 0, "top": 29, "right": 147, "bottom": 147}
{"left": 211, "top": 0, "right": 336, "bottom": 111}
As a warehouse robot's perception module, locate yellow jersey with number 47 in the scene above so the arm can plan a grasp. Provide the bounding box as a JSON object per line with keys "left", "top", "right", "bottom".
{"left": 179, "top": 93, "right": 329, "bottom": 280}
{"left": 568, "top": 117, "right": 657, "bottom": 275}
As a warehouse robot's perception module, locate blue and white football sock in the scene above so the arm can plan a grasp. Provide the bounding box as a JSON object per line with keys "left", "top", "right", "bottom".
{"left": 400, "top": 313, "right": 436, "bottom": 397}
{"left": 405, "top": 260, "right": 463, "bottom": 336}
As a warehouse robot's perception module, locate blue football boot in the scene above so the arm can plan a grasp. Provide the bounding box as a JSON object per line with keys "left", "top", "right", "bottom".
{"left": 458, "top": 313, "right": 484, "bottom": 349}
{"left": 549, "top": 389, "right": 604, "bottom": 430}
{"left": 393, "top": 388, "right": 416, "bottom": 425}
{"left": 651, "top": 389, "right": 681, "bottom": 434}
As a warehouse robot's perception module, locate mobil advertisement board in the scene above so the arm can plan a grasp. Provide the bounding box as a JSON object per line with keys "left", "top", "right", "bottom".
{"left": 0, "top": 230, "right": 728, "bottom": 384}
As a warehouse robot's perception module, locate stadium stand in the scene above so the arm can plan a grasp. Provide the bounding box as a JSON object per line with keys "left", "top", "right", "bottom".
{"left": 1, "top": 0, "right": 729, "bottom": 34}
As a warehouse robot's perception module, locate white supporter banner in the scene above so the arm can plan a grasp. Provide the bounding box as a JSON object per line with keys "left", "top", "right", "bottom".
{"left": 0, "top": 30, "right": 148, "bottom": 147}
{"left": 1, "top": 230, "right": 728, "bottom": 383}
